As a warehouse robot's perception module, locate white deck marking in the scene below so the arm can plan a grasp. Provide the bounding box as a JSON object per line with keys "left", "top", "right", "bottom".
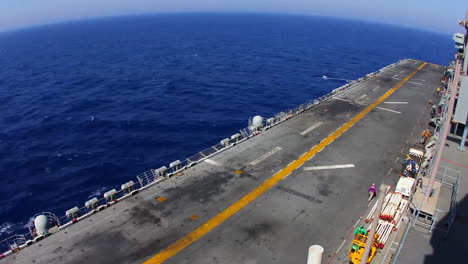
{"left": 248, "top": 147, "right": 282, "bottom": 166}
{"left": 204, "top": 159, "right": 222, "bottom": 167}
{"left": 336, "top": 239, "right": 347, "bottom": 253}
{"left": 357, "top": 94, "right": 367, "bottom": 100}
{"left": 376, "top": 107, "right": 401, "bottom": 114}
{"left": 333, "top": 97, "right": 353, "bottom": 103}
{"left": 303, "top": 164, "right": 355, "bottom": 170}
{"left": 392, "top": 74, "right": 399, "bottom": 78}
{"left": 387, "top": 168, "right": 393, "bottom": 176}
{"left": 353, "top": 218, "right": 361, "bottom": 228}
{"left": 399, "top": 70, "right": 405, "bottom": 73}
{"left": 371, "top": 85, "right": 380, "bottom": 91}
{"left": 408, "top": 81, "right": 423, "bottom": 85}
{"left": 300, "top": 122, "right": 323, "bottom": 136}
{"left": 384, "top": 101, "right": 408, "bottom": 104}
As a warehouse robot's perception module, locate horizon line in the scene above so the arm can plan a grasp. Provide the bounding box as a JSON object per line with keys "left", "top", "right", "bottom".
{"left": 0, "top": 11, "right": 455, "bottom": 36}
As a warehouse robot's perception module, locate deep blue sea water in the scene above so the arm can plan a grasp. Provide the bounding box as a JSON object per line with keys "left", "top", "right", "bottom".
{"left": 0, "top": 13, "right": 453, "bottom": 239}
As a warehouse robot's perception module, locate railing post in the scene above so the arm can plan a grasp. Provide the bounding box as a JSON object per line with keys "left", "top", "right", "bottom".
{"left": 137, "top": 176, "right": 144, "bottom": 188}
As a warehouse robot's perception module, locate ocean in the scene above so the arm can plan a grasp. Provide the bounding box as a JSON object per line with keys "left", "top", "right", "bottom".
{"left": 0, "top": 13, "right": 453, "bottom": 240}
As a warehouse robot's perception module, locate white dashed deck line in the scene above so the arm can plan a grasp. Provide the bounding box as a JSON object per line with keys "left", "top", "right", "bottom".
{"left": 335, "top": 240, "right": 347, "bottom": 254}
{"left": 204, "top": 159, "right": 222, "bottom": 167}
{"left": 376, "top": 107, "right": 402, "bottom": 114}
{"left": 303, "top": 164, "right": 355, "bottom": 170}
{"left": 357, "top": 94, "right": 367, "bottom": 101}
{"left": 333, "top": 97, "right": 354, "bottom": 103}
{"left": 247, "top": 147, "right": 282, "bottom": 166}
{"left": 300, "top": 122, "right": 323, "bottom": 136}
{"left": 384, "top": 101, "right": 408, "bottom": 104}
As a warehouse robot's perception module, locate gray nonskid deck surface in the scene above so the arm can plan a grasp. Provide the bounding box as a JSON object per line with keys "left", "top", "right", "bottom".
{"left": 1, "top": 60, "right": 446, "bottom": 264}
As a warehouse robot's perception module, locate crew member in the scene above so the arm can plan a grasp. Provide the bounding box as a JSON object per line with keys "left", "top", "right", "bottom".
{"left": 368, "top": 183, "right": 376, "bottom": 202}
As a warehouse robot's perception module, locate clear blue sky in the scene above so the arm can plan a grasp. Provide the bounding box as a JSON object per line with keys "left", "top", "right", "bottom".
{"left": 1, "top": 0, "right": 466, "bottom": 34}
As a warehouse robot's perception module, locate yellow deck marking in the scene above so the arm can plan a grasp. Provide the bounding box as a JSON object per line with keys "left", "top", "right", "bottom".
{"left": 144, "top": 62, "right": 427, "bottom": 264}
{"left": 156, "top": 197, "right": 167, "bottom": 202}
{"left": 410, "top": 59, "right": 444, "bottom": 67}
{"left": 234, "top": 170, "right": 243, "bottom": 174}
{"left": 189, "top": 215, "right": 199, "bottom": 221}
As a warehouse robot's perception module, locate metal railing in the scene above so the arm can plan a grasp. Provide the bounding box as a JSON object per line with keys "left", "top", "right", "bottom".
{"left": 1, "top": 235, "right": 27, "bottom": 250}
{"left": 391, "top": 165, "right": 461, "bottom": 264}
{"left": 410, "top": 165, "right": 460, "bottom": 232}
{"left": 0, "top": 59, "right": 407, "bottom": 256}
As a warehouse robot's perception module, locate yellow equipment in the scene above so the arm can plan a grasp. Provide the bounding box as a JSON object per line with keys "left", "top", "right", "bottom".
{"left": 348, "top": 233, "right": 379, "bottom": 264}
{"left": 421, "top": 130, "right": 431, "bottom": 138}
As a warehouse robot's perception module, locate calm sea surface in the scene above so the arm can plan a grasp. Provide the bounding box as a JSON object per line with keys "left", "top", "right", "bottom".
{"left": 0, "top": 13, "right": 453, "bottom": 239}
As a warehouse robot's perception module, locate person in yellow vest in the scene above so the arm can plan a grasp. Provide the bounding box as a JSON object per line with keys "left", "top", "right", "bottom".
{"left": 436, "top": 87, "right": 441, "bottom": 95}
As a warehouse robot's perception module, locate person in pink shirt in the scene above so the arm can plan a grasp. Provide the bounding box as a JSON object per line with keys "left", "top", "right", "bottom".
{"left": 368, "top": 183, "right": 377, "bottom": 202}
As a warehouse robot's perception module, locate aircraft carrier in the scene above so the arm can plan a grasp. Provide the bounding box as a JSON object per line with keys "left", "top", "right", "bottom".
{"left": 0, "top": 59, "right": 447, "bottom": 264}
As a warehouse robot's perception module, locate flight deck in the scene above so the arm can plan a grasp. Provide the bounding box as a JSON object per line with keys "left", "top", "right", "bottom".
{"left": 0, "top": 59, "right": 446, "bottom": 264}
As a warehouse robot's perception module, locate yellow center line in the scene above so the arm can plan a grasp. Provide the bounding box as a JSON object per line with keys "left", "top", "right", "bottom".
{"left": 410, "top": 58, "right": 443, "bottom": 67}
{"left": 144, "top": 62, "right": 428, "bottom": 264}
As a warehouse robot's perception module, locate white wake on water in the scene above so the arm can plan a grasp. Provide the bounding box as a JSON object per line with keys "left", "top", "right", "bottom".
{"left": 0, "top": 222, "right": 14, "bottom": 237}
{"left": 87, "top": 187, "right": 107, "bottom": 199}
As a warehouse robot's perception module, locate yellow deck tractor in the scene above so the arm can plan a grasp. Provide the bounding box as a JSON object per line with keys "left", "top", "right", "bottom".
{"left": 349, "top": 233, "right": 379, "bottom": 264}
